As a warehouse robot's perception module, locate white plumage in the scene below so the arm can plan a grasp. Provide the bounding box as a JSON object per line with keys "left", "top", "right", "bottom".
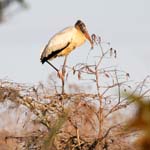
{"left": 40, "top": 20, "right": 93, "bottom": 79}
{"left": 40, "top": 20, "right": 93, "bottom": 64}
{"left": 41, "top": 26, "right": 85, "bottom": 61}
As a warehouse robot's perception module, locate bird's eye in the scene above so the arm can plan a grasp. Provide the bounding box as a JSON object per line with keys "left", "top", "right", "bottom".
{"left": 80, "top": 25, "right": 86, "bottom": 33}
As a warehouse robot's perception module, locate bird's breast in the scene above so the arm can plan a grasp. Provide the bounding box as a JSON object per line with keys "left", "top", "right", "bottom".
{"left": 72, "top": 29, "right": 86, "bottom": 47}
{"left": 57, "top": 29, "right": 86, "bottom": 56}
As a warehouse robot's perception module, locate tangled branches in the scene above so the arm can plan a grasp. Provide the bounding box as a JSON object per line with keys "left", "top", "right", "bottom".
{"left": 0, "top": 35, "right": 149, "bottom": 149}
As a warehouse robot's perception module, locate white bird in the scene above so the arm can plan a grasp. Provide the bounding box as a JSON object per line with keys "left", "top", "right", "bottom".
{"left": 40, "top": 20, "right": 93, "bottom": 79}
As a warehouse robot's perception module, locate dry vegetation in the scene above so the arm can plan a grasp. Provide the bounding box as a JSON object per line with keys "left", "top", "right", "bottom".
{"left": 0, "top": 35, "right": 149, "bottom": 150}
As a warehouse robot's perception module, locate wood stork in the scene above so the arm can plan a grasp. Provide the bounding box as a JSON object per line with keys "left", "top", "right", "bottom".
{"left": 40, "top": 20, "right": 93, "bottom": 79}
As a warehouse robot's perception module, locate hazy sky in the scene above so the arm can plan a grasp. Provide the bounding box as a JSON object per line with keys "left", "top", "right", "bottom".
{"left": 0, "top": 0, "right": 150, "bottom": 84}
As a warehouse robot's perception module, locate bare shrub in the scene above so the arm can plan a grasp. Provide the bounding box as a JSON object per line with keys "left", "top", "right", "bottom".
{"left": 0, "top": 35, "right": 149, "bottom": 149}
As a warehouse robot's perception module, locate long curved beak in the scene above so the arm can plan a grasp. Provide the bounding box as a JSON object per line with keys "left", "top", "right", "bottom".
{"left": 84, "top": 29, "right": 94, "bottom": 49}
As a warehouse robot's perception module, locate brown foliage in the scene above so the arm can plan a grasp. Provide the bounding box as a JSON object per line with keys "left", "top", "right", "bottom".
{"left": 0, "top": 35, "right": 149, "bottom": 149}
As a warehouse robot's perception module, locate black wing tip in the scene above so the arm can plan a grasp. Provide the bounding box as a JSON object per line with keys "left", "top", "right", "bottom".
{"left": 40, "top": 57, "right": 46, "bottom": 64}
{"left": 40, "top": 42, "right": 71, "bottom": 64}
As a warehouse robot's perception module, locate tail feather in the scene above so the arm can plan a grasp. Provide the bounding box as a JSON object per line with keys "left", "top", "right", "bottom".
{"left": 40, "top": 44, "right": 49, "bottom": 64}
{"left": 40, "top": 57, "right": 46, "bottom": 64}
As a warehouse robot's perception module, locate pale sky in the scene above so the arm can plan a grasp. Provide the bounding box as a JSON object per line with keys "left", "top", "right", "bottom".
{"left": 0, "top": 0, "right": 150, "bottom": 84}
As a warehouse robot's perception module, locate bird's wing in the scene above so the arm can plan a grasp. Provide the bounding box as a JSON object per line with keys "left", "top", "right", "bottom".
{"left": 41, "top": 27, "right": 76, "bottom": 62}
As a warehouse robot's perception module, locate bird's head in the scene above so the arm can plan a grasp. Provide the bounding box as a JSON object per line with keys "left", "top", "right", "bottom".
{"left": 75, "top": 20, "right": 94, "bottom": 49}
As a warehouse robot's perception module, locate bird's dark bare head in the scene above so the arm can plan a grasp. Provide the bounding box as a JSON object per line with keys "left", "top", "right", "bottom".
{"left": 75, "top": 20, "right": 94, "bottom": 49}
{"left": 75, "top": 20, "right": 86, "bottom": 33}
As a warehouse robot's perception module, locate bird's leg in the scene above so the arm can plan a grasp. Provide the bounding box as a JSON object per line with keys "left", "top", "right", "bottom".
{"left": 46, "top": 60, "right": 58, "bottom": 72}
{"left": 46, "top": 60, "right": 64, "bottom": 81}
{"left": 61, "top": 56, "right": 68, "bottom": 94}
{"left": 62, "top": 56, "right": 68, "bottom": 76}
